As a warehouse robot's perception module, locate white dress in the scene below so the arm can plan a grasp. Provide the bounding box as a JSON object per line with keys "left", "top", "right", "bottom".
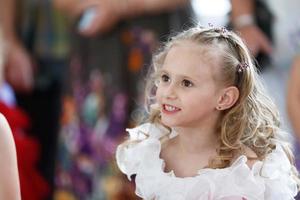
{"left": 116, "top": 123, "right": 298, "bottom": 200}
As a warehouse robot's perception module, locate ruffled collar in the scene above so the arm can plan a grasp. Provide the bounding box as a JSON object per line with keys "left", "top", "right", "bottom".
{"left": 156, "top": 136, "right": 259, "bottom": 179}
{"left": 120, "top": 123, "right": 298, "bottom": 199}
{"left": 129, "top": 123, "right": 294, "bottom": 178}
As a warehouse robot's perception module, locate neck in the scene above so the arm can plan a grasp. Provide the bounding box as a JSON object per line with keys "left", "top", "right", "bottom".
{"left": 173, "top": 124, "right": 219, "bottom": 155}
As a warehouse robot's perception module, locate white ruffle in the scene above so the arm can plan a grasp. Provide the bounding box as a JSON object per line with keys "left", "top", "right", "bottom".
{"left": 116, "top": 123, "right": 298, "bottom": 200}
{"left": 116, "top": 123, "right": 169, "bottom": 180}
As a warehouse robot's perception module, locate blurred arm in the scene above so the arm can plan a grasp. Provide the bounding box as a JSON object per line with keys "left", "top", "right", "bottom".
{"left": 124, "top": 0, "right": 189, "bottom": 17}
{"left": 54, "top": 0, "right": 189, "bottom": 36}
{"left": 287, "top": 55, "right": 300, "bottom": 141}
{"left": 230, "top": 0, "right": 272, "bottom": 56}
{"left": 231, "top": 0, "right": 254, "bottom": 24}
{"left": 0, "top": 114, "right": 21, "bottom": 200}
{"left": 54, "top": 0, "right": 189, "bottom": 18}
{"left": 0, "top": 0, "right": 18, "bottom": 42}
{"left": 0, "top": 0, "right": 34, "bottom": 92}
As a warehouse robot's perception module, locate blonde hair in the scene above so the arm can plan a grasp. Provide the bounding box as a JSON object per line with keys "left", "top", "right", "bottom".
{"left": 142, "top": 26, "right": 299, "bottom": 182}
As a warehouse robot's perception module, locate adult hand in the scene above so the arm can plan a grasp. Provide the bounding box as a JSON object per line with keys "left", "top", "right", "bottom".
{"left": 54, "top": 0, "right": 123, "bottom": 36}
{"left": 74, "top": 0, "right": 125, "bottom": 37}
{"left": 5, "top": 40, "right": 35, "bottom": 93}
{"left": 237, "top": 25, "right": 273, "bottom": 57}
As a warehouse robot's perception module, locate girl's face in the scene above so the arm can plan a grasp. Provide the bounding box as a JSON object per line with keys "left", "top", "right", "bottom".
{"left": 156, "top": 41, "right": 223, "bottom": 128}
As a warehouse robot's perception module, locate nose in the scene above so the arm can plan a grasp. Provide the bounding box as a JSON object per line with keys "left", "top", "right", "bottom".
{"left": 163, "top": 83, "right": 177, "bottom": 100}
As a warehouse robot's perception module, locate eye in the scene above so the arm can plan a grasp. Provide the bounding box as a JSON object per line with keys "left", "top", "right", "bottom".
{"left": 161, "top": 74, "right": 170, "bottom": 83}
{"left": 181, "top": 79, "right": 193, "bottom": 87}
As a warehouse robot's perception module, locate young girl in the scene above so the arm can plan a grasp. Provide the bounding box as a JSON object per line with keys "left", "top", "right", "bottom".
{"left": 116, "top": 26, "right": 299, "bottom": 199}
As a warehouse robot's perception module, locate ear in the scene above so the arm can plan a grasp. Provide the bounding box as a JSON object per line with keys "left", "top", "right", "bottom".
{"left": 216, "top": 86, "right": 239, "bottom": 110}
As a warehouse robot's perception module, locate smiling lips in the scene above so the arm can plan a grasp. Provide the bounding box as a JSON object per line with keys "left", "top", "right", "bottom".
{"left": 162, "top": 104, "right": 181, "bottom": 114}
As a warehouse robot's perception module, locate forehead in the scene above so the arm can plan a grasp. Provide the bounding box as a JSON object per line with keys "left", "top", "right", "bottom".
{"left": 162, "top": 41, "right": 219, "bottom": 80}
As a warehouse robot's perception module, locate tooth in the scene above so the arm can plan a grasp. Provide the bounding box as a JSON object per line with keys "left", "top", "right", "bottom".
{"left": 165, "top": 105, "right": 176, "bottom": 111}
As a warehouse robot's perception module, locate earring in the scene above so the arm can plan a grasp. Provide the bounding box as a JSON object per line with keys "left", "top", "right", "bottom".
{"left": 217, "top": 106, "right": 222, "bottom": 110}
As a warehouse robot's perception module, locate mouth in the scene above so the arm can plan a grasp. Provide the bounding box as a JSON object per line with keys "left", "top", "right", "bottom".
{"left": 162, "top": 104, "right": 181, "bottom": 114}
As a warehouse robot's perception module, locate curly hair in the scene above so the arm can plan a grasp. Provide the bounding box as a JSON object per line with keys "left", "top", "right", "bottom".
{"left": 142, "top": 26, "right": 299, "bottom": 183}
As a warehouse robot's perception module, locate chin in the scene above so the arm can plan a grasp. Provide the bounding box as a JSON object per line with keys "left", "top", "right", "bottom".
{"left": 161, "top": 118, "right": 181, "bottom": 128}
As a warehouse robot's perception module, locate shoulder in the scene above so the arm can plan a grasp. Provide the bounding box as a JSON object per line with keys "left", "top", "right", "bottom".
{"left": 0, "top": 113, "right": 8, "bottom": 129}
{"left": 259, "top": 143, "right": 299, "bottom": 198}
{"left": 0, "top": 113, "right": 17, "bottom": 156}
{"left": 212, "top": 143, "right": 298, "bottom": 199}
{"left": 0, "top": 113, "right": 21, "bottom": 200}
{"left": 0, "top": 113, "right": 14, "bottom": 149}
{"left": 0, "top": 113, "right": 17, "bottom": 169}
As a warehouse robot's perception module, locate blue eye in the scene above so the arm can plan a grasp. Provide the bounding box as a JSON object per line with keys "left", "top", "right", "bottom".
{"left": 161, "top": 74, "right": 170, "bottom": 82}
{"left": 182, "top": 79, "right": 193, "bottom": 87}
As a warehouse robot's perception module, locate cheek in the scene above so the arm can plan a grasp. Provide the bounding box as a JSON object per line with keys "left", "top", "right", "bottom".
{"left": 184, "top": 91, "right": 217, "bottom": 107}
{"left": 155, "top": 87, "right": 163, "bottom": 103}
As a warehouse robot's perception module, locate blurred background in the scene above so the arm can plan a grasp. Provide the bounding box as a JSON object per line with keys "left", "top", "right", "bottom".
{"left": 0, "top": 0, "right": 300, "bottom": 199}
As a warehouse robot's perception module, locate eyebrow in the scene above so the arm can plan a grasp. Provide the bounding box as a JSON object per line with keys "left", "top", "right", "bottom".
{"left": 157, "top": 69, "right": 198, "bottom": 82}
{"left": 157, "top": 69, "right": 168, "bottom": 75}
